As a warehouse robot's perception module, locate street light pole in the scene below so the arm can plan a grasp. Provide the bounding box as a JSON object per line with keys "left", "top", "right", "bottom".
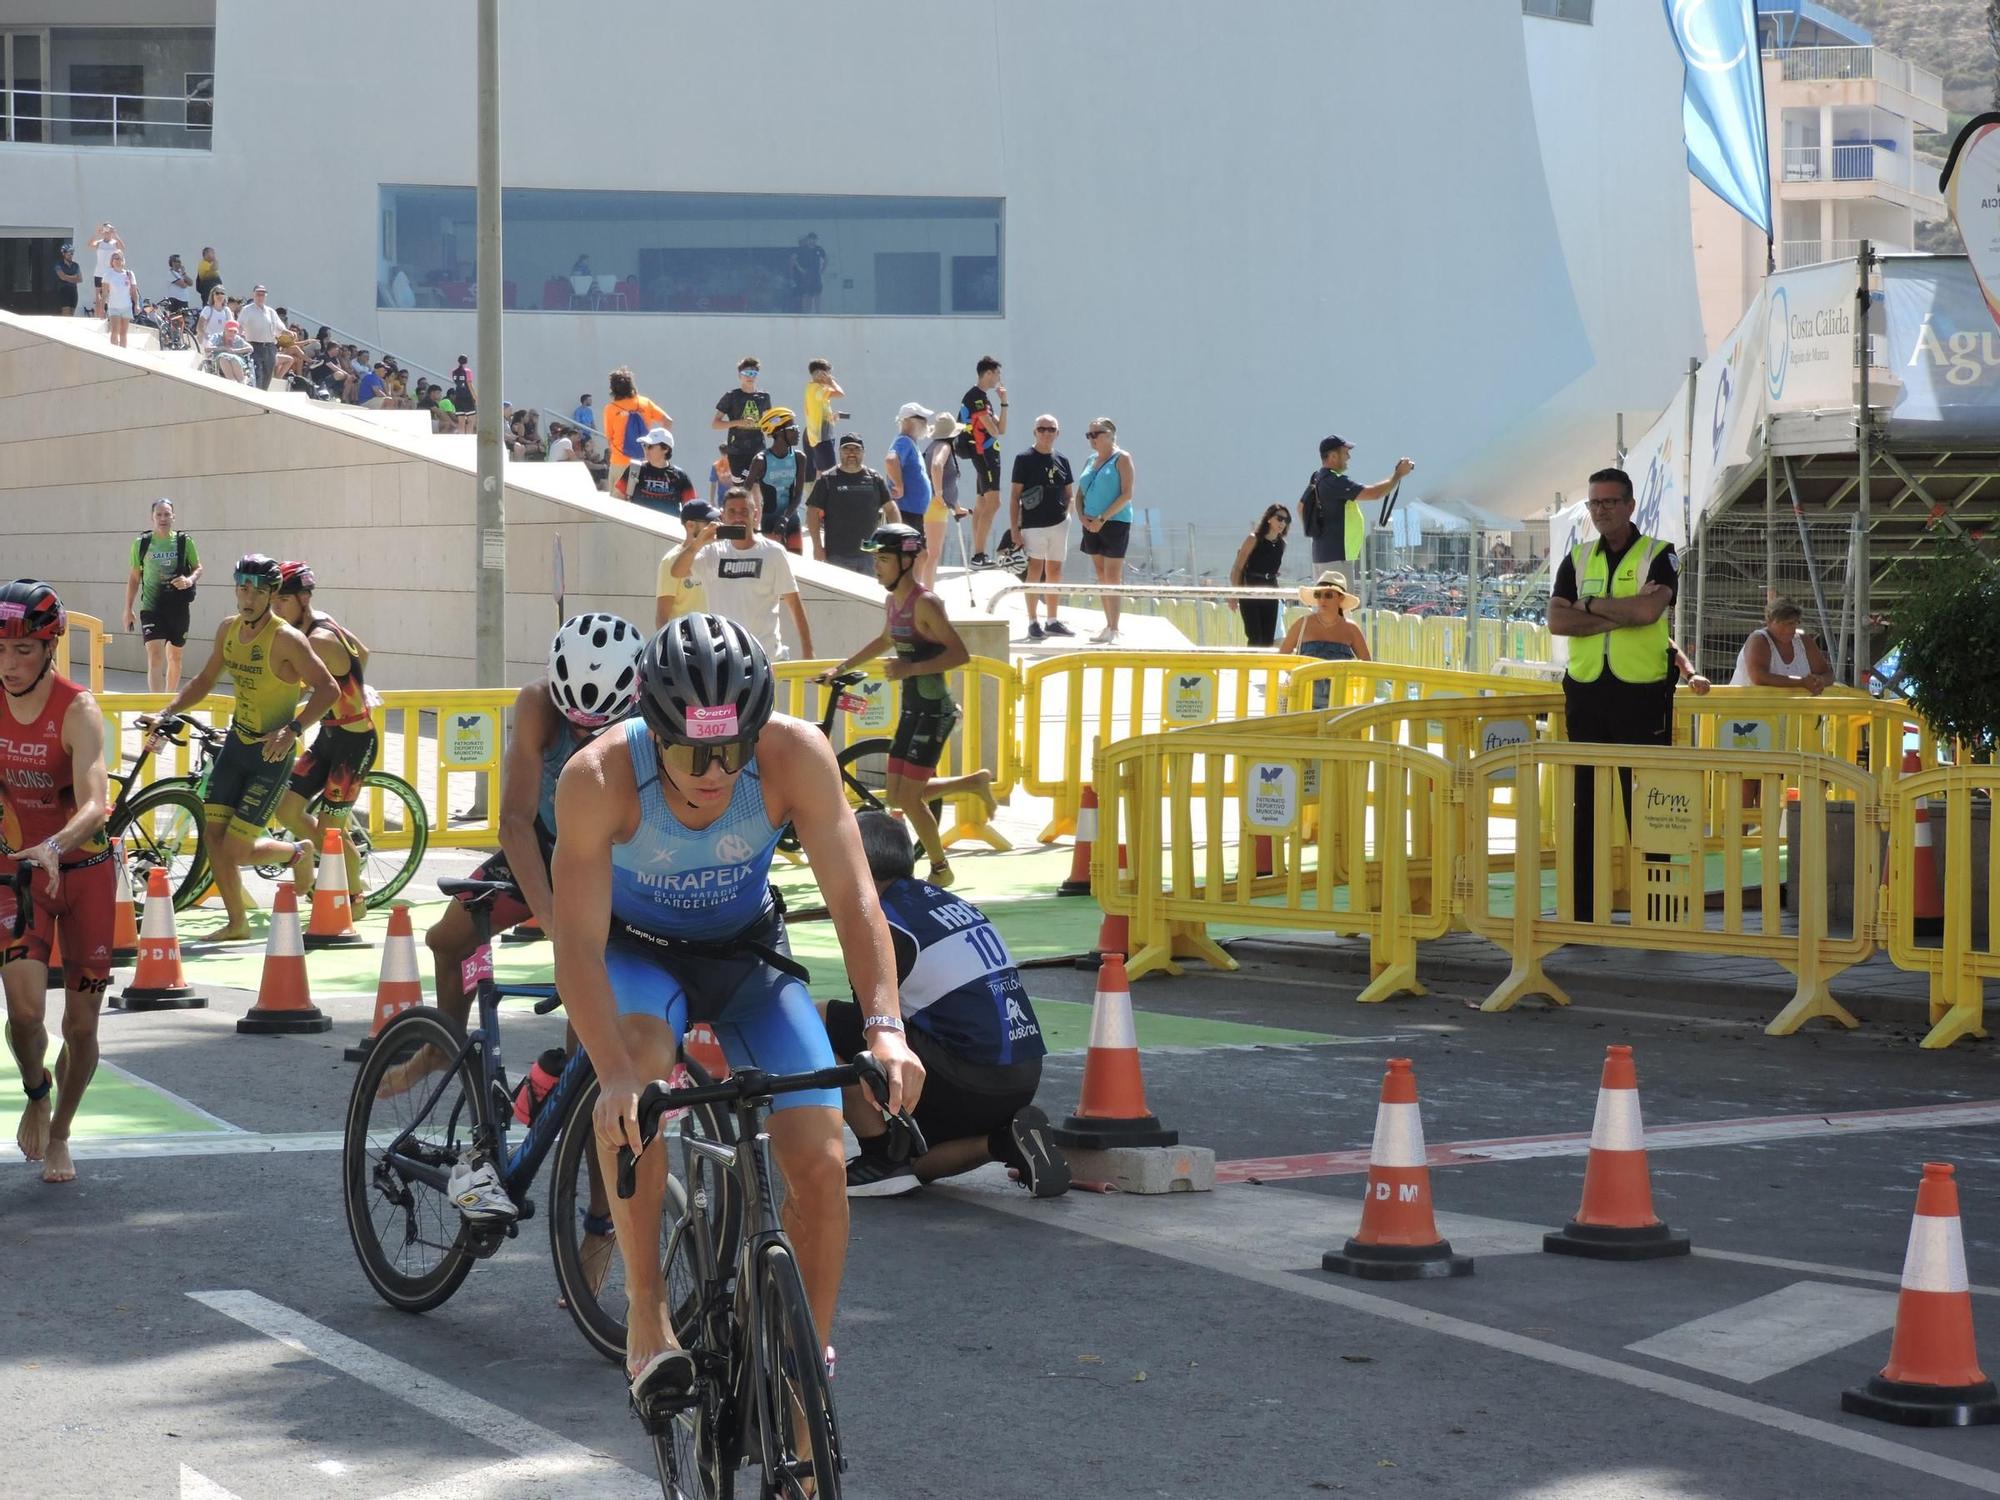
{"left": 474, "top": 0, "right": 505, "bottom": 689}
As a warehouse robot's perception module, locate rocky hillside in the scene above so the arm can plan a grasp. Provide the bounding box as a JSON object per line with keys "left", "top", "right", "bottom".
{"left": 1839, "top": 0, "right": 1992, "bottom": 116}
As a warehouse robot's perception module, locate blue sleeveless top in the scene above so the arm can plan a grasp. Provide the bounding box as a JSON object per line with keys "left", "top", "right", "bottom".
{"left": 537, "top": 715, "right": 587, "bottom": 837}
{"left": 609, "top": 719, "right": 783, "bottom": 938}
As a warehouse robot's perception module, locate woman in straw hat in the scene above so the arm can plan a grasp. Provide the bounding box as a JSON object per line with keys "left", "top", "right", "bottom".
{"left": 1281, "top": 569, "right": 1370, "bottom": 709}
{"left": 923, "top": 411, "right": 970, "bottom": 589}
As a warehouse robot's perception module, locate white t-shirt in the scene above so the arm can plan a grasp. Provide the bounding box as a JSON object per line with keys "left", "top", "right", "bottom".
{"left": 696, "top": 537, "right": 797, "bottom": 661}
{"left": 92, "top": 237, "right": 119, "bottom": 279}
{"left": 197, "top": 305, "right": 231, "bottom": 344}
{"left": 238, "top": 302, "right": 284, "bottom": 343}
{"left": 547, "top": 436, "right": 574, "bottom": 463}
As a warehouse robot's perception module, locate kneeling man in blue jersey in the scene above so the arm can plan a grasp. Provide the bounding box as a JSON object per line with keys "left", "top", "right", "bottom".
{"left": 554, "top": 613, "right": 924, "bottom": 1409}
{"left": 823, "top": 811, "right": 1069, "bottom": 1200}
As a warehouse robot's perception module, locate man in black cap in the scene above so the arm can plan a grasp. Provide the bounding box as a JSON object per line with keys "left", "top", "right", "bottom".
{"left": 1302, "top": 435, "right": 1413, "bottom": 571}
{"left": 807, "top": 433, "right": 898, "bottom": 576}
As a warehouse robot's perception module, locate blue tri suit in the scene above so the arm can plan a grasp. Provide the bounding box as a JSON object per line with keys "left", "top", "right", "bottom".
{"left": 604, "top": 719, "right": 838, "bottom": 1112}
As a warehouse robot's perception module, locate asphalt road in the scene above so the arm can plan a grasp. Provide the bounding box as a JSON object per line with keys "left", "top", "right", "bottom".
{"left": 9, "top": 915, "right": 2000, "bottom": 1499}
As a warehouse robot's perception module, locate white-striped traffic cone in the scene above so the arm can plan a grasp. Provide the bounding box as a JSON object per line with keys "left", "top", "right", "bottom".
{"left": 303, "top": 828, "right": 368, "bottom": 949}
{"left": 1322, "top": 1058, "right": 1473, "bottom": 1280}
{"left": 1050, "top": 954, "right": 1177, "bottom": 1150}
{"left": 115, "top": 865, "right": 203, "bottom": 1011}
{"left": 346, "top": 902, "right": 424, "bottom": 1061}
{"left": 1544, "top": 1044, "right": 1690, "bottom": 1260}
{"left": 237, "top": 881, "right": 331, "bottom": 1034}
{"left": 1844, "top": 1162, "right": 2000, "bottom": 1427}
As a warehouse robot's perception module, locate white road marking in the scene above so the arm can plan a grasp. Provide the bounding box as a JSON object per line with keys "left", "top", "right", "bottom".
{"left": 1462, "top": 1102, "right": 2000, "bottom": 1162}
{"left": 99, "top": 1058, "right": 246, "bottom": 1132}
{"left": 72, "top": 1131, "right": 346, "bottom": 1160}
{"left": 943, "top": 1181, "right": 2000, "bottom": 1497}
{"left": 187, "top": 1290, "right": 654, "bottom": 1499}
{"left": 1626, "top": 1281, "right": 1900, "bottom": 1382}
{"left": 180, "top": 1465, "right": 245, "bottom": 1500}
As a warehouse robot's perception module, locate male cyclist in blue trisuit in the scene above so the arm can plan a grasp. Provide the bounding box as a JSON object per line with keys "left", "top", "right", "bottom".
{"left": 553, "top": 612, "right": 923, "bottom": 1408}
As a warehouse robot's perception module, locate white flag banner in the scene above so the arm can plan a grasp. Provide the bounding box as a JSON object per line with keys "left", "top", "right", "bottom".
{"left": 1689, "top": 290, "right": 1766, "bottom": 523}
{"left": 1765, "top": 259, "right": 1859, "bottom": 413}
{"left": 1943, "top": 113, "right": 2000, "bottom": 329}
{"left": 1622, "top": 376, "right": 1691, "bottom": 552}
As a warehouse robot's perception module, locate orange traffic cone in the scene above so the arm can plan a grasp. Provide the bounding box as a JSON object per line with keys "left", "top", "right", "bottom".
{"left": 1907, "top": 751, "right": 1945, "bottom": 938}
{"left": 1843, "top": 1163, "right": 2000, "bottom": 1427}
{"left": 345, "top": 903, "right": 423, "bottom": 1061}
{"left": 109, "top": 838, "right": 139, "bottom": 963}
{"left": 1322, "top": 1058, "right": 1473, "bottom": 1281}
{"left": 1051, "top": 954, "right": 1177, "bottom": 1150}
{"left": 684, "top": 1020, "right": 730, "bottom": 1080}
{"left": 238, "top": 881, "right": 331, "bottom": 1034}
{"left": 1059, "top": 785, "right": 1098, "bottom": 896}
{"left": 1254, "top": 835, "right": 1277, "bottom": 878}
{"left": 501, "top": 917, "right": 547, "bottom": 946}
{"left": 1544, "top": 1045, "right": 1690, "bottom": 1260}
{"left": 116, "top": 866, "right": 203, "bottom": 1011}
{"left": 1078, "top": 840, "right": 1130, "bottom": 971}
{"left": 303, "top": 829, "right": 368, "bottom": 949}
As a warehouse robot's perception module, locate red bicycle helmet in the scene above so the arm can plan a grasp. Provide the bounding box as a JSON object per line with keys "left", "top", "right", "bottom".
{"left": 0, "top": 580, "right": 67, "bottom": 640}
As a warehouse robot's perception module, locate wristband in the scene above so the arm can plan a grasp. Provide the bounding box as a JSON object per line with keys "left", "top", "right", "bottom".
{"left": 861, "top": 1014, "right": 906, "bottom": 1034}
{"left": 286, "top": 718, "right": 306, "bottom": 736}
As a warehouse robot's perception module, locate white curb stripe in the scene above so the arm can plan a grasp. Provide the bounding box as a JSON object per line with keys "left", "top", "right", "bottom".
{"left": 1370, "top": 1100, "right": 1427, "bottom": 1168}
{"left": 1088, "top": 990, "right": 1138, "bottom": 1049}
{"left": 1589, "top": 1087, "right": 1646, "bottom": 1153}
{"left": 1903, "top": 1212, "right": 1972, "bottom": 1295}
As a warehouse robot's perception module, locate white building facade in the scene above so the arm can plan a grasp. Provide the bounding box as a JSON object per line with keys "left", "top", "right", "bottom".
{"left": 1, "top": 0, "right": 1703, "bottom": 546}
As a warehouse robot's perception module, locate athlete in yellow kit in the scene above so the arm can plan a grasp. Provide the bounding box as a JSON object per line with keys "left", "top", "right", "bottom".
{"left": 148, "top": 554, "right": 339, "bottom": 941}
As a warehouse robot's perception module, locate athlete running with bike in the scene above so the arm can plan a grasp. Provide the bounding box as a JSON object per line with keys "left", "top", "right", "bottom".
{"left": 269, "top": 561, "right": 377, "bottom": 912}
{"left": 553, "top": 612, "right": 923, "bottom": 1409}
{"left": 147, "top": 554, "right": 339, "bottom": 942}
{"left": 0, "top": 582, "right": 113, "bottom": 1185}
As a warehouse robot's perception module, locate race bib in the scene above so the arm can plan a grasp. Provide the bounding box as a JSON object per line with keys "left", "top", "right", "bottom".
{"left": 459, "top": 945, "right": 494, "bottom": 991}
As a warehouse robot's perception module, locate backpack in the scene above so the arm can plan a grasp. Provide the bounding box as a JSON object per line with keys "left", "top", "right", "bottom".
{"left": 1298, "top": 471, "right": 1325, "bottom": 539}
{"left": 137, "top": 530, "right": 195, "bottom": 599}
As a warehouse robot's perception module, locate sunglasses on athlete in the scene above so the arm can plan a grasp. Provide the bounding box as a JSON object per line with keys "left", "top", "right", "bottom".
{"left": 662, "top": 739, "right": 752, "bottom": 778}
{"left": 233, "top": 570, "right": 276, "bottom": 589}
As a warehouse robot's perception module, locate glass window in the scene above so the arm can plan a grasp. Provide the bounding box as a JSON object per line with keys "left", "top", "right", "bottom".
{"left": 377, "top": 187, "right": 1004, "bottom": 316}
{"left": 44, "top": 27, "right": 215, "bottom": 149}
{"left": 1522, "top": 0, "right": 1592, "bottom": 21}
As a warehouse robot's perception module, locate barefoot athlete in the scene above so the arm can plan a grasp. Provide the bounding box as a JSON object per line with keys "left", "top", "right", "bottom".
{"left": 818, "top": 524, "right": 997, "bottom": 888}
{"left": 0, "top": 582, "right": 112, "bottom": 1185}
{"left": 147, "top": 554, "right": 338, "bottom": 942}
{"left": 553, "top": 612, "right": 923, "bottom": 1408}
{"left": 269, "top": 561, "right": 377, "bottom": 911}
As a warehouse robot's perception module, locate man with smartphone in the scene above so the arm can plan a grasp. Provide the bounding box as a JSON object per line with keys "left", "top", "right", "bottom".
{"left": 662, "top": 487, "right": 813, "bottom": 662}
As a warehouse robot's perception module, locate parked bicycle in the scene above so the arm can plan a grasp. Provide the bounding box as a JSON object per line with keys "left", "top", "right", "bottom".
{"left": 625, "top": 1055, "right": 925, "bottom": 1500}
{"left": 342, "top": 874, "right": 735, "bottom": 1361}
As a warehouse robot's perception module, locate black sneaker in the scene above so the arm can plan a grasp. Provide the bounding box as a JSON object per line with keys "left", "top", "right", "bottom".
{"left": 1005, "top": 1106, "right": 1072, "bottom": 1199}
{"left": 970, "top": 552, "right": 993, "bottom": 568}
{"left": 1027, "top": 620, "right": 1045, "bottom": 642}
{"left": 846, "top": 1152, "right": 921, "bottom": 1198}
{"left": 1044, "top": 619, "right": 1075, "bottom": 638}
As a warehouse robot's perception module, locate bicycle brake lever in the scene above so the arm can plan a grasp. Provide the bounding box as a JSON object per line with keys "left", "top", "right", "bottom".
{"left": 617, "top": 1145, "right": 637, "bottom": 1200}
{"left": 531, "top": 994, "right": 564, "bottom": 1016}
{"left": 853, "top": 1052, "right": 890, "bottom": 1110}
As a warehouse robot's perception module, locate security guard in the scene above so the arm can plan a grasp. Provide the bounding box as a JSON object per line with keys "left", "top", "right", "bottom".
{"left": 1547, "top": 467, "right": 1677, "bottom": 921}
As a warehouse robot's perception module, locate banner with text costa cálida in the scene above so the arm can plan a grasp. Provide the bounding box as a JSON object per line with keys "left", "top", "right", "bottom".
{"left": 1942, "top": 114, "right": 2000, "bottom": 328}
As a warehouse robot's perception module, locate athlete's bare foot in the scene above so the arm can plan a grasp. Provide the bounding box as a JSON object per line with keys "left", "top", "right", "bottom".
{"left": 40, "top": 1137, "right": 74, "bottom": 1184}
{"left": 208, "top": 922, "right": 255, "bottom": 944}
{"left": 374, "top": 1045, "right": 445, "bottom": 1101}
{"left": 15, "top": 1090, "right": 51, "bottom": 1162}
{"left": 970, "top": 769, "right": 998, "bottom": 823}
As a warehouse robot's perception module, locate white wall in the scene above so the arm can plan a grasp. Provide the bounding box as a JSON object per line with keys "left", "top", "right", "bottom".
{"left": 0, "top": 0, "right": 1706, "bottom": 546}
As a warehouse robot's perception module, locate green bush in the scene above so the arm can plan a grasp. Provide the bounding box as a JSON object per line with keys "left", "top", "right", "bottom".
{"left": 1894, "top": 551, "right": 2000, "bottom": 755}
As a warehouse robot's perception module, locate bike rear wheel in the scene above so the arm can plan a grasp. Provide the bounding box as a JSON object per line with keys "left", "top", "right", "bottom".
{"left": 107, "top": 779, "right": 211, "bottom": 911}
{"left": 250, "top": 770, "right": 429, "bottom": 908}
{"left": 343, "top": 1007, "right": 485, "bottom": 1312}
{"left": 550, "top": 1063, "right": 742, "bottom": 1364}
{"left": 778, "top": 738, "right": 895, "bottom": 855}
{"left": 755, "top": 1243, "right": 842, "bottom": 1500}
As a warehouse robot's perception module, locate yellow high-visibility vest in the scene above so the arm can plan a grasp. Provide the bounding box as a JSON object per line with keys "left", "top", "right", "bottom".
{"left": 1566, "top": 533, "right": 1671, "bottom": 685}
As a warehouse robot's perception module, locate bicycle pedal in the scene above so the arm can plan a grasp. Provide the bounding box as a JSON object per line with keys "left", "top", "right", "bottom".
{"left": 513, "top": 1196, "right": 535, "bottom": 1223}
{"left": 632, "top": 1389, "right": 701, "bottom": 1432}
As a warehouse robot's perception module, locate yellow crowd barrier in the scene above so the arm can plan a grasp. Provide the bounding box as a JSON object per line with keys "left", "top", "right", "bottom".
{"left": 1886, "top": 768, "right": 2000, "bottom": 1050}
{"left": 1020, "top": 651, "right": 1309, "bottom": 841}
{"left": 1094, "top": 729, "right": 1455, "bottom": 994}
{"left": 56, "top": 611, "right": 107, "bottom": 693}
{"left": 772, "top": 656, "right": 1018, "bottom": 852}
{"left": 1281, "top": 658, "right": 1549, "bottom": 714}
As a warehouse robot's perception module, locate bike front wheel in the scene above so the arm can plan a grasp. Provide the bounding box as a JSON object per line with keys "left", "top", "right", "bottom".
{"left": 343, "top": 1006, "right": 486, "bottom": 1312}
{"left": 755, "top": 1242, "right": 842, "bottom": 1500}
{"left": 345, "top": 770, "right": 429, "bottom": 906}
{"left": 550, "top": 1063, "right": 741, "bottom": 1364}
{"left": 107, "top": 778, "right": 211, "bottom": 911}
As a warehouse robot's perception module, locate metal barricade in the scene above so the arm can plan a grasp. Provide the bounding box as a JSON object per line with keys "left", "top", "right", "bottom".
{"left": 58, "top": 611, "right": 107, "bottom": 693}
{"left": 1885, "top": 768, "right": 2000, "bottom": 1050}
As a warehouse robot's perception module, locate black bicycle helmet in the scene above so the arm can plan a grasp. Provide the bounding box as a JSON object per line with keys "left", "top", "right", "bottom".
{"left": 234, "top": 553, "right": 282, "bottom": 587}
{"left": 639, "top": 613, "right": 775, "bottom": 747}
{"left": 0, "top": 580, "right": 66, "bottom": 641}
{"left": 860, "top": 523, "right": 925, "bottom": 556}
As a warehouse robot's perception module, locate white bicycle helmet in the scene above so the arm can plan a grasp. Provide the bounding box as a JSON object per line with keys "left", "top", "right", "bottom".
{"left": 548, "top": 612, "right": 643, "bottom": 729}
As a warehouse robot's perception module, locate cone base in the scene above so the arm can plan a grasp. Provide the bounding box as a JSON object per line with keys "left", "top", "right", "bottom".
{"left": 1544, "top": 1219, "right": 1692, "bottom": 1261}
{"left": 115, "top": 987, "right": 206, "bottom": 1011}
{"left": 1912, "top": 917, "right": 1944, "bottom": 939}
{"left": 1052, "top": 1113, "right": 1178, "bottom": 1150}
{"left": 1842, "top": 1375, "right": 2000, "bottom": 1428}
{"left": 1056, "top": 880, "right": 1091, "bottom": 896}
{"left": 343, "top": 1035, "right": 377, "bottom": 1062}
{"left": 499, "top": 926, "right": 546, "bottom": 945}
{"left": 303, "top": 931, "right": 369, "bottom": 950}
{"left": 237, "top": 1005, "right": 332, "bottom": 1035}
{"left": 1323, "top": 1239, "right": 1474, "bottom": 1281}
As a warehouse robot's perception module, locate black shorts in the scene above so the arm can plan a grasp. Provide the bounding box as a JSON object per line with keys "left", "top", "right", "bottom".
{"left": 288, "top": 723, "right": 379, "bottom": 809}
{"left": 824, "top": 1000, "right": 1041, "bottom": 1147}
{"left": 809, "top": 438, "right": 836, "bottom": 473}
{"left": 972, "top": 449, "right": 1002, "bottom": 494}
{"left": 1080, "top": 519, "right": 1131, "bottom": 559}
{"left": 139, "top": 595, "right": 193, "bottom": 647}
{"left": 889, "top": 692, "right": 958, "bottom": 780}
{"left": 201, "top": 731, "right": 294, "bottom": 837}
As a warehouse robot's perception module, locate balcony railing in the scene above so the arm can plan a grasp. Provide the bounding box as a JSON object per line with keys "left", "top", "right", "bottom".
{"left": 1768, "top": 46, "right": 1944, "bottom": 110}
{"left": 1779, "top": 238, "right": 1861, "bottom": 270}
{"left": 0, "top": 88, "right": 213, "bottom": 151}
{"left": 1781, "top": 142, "right": 1914, "bottom": 192}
